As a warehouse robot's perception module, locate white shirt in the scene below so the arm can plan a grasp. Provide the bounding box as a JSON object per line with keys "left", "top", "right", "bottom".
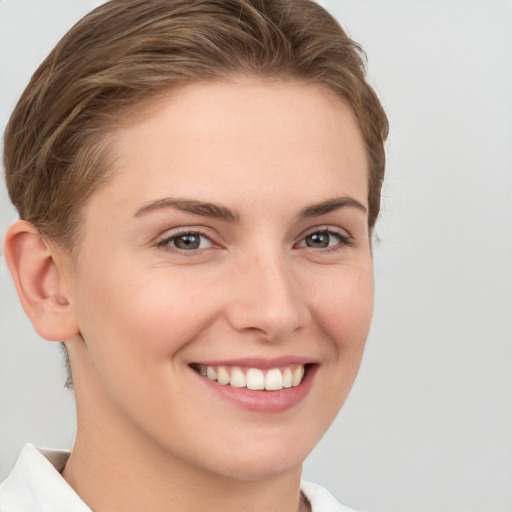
{"left": 0, "top": 444, "right": 358, "bottom": 512}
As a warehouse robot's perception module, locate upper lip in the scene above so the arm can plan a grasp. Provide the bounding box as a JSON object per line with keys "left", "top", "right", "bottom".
{"left": 189, "top": 356, "right": 316, "bottom": 369}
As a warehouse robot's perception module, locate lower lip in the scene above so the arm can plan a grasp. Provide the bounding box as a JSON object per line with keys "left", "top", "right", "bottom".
{"left": 193, "top": 365, "right": 317, "bottom": 413}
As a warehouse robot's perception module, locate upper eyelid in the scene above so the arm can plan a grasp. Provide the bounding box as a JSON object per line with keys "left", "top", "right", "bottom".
{"left": 156, "top": 226, "right": 217, "bottom": 242}
{"left": 297, "top": 225, "right": 351, "bottom": 240}
{"left": 153, "top": 224, "right": 353, "bottom": 248}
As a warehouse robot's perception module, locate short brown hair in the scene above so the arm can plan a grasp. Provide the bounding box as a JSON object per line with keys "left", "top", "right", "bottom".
{"left": 4, "top": 0, "right": 388, "bottom": 249}
{"left": 4, "top": 0, "right": 388, "bottom": 385}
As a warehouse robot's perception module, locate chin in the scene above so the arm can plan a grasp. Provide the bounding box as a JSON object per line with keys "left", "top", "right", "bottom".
{"left": 193, "top": 430, "right": 317, "bottom": 482}
{"left": 214, "top": 454, "right": 304, "bottom": 482}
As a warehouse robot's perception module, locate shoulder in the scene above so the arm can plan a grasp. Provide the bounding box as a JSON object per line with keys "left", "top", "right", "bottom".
{"left": 301, "top": 480, "right": 361, "bottom": 512}
{"left": 0, "top": 444, "right": 90, "bottom": 512}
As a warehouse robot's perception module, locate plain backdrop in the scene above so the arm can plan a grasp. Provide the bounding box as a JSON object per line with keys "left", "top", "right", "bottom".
{"left": 1, "top": 1, "right": 511, "bottom": 511}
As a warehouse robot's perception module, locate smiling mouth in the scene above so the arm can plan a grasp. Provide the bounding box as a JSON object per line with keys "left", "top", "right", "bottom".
{"left": 190, "top": 363, "right": 308, "bottom": 391}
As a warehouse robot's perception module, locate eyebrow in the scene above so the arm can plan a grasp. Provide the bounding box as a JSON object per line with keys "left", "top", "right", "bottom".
{"left": 133, "top": 198, "right": 240, "bottom": 222}
{"left": 133, "top": 195, "right": 366, "bottom": 222}
{"left": 298, "top": 196, "right": 367, "bottom": 218}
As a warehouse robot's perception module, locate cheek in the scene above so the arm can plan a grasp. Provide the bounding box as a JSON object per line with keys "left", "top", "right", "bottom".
{"left": 310, "top": 263, "right": 374, "bottom": 355}
{"left": 77, "top": 266, "right": 217, "bottom": 359}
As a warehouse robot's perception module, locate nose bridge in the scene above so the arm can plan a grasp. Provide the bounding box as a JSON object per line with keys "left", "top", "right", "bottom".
{"left": 226, "top": 244, "right": 309, "bottom": 341}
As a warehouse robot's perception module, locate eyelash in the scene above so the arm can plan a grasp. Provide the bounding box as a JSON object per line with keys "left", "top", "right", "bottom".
{"left": 296, "top": 228, "right": 354, "bottom": 253}
{"left": 156, "top": 227, "right": 354, "bottom": 255}
{"left": 156, "top": 229, "right": 215, "bottom": 254}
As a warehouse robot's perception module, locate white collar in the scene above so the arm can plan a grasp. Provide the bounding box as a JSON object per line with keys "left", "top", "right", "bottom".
{"left": 0, "top": 444, "right": 91, "bottom": 512}
{"left": 0, "top": 444, "right": 357, "bottom": 512}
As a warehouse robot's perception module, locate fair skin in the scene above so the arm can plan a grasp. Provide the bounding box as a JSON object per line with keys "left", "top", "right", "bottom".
{"left": 5, "top": 79, "right": 373, "bottom": 512}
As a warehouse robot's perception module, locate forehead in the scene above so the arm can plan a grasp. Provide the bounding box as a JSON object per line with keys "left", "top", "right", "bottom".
{"left": 88, "top": 79, "right": 368, "bottom": 218}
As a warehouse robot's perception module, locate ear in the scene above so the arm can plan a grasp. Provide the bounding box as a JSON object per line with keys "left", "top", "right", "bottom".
{"left": 3, "top": 220, "right": 79, "bottom": 341}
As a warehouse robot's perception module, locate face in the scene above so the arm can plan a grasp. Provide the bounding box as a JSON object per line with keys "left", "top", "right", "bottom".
{"left": 65, "top": 79, "right": 374, "bottom": 481}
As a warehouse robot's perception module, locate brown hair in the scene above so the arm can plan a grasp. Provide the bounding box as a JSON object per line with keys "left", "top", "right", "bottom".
{"left": 4, "top": 0, "right": 388, "bottom": 385}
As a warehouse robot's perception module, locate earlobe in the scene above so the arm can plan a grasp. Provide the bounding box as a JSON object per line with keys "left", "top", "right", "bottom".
{"left": 3, "top": 220, "right": 79, "bottom": 341}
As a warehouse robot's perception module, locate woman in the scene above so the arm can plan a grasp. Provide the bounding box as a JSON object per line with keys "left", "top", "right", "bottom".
{"left": 0, "top": 0, "right": 388, "bottom": 510}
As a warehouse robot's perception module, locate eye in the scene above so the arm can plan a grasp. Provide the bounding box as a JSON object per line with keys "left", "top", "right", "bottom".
{"left": 297, "top": 229, "right": 352, "bottom": 250}
{"left": 158, "top": 231, "right": 213, "bottom": 251}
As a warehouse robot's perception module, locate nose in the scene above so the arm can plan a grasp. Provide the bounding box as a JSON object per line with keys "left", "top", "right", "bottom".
{"left": 225, "top": 250, "right": 311, "bottom": 343}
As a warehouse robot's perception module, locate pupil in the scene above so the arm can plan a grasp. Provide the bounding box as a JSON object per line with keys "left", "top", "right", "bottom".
{"left": 307, "top": 232, "right": 329, "bottom": 248}
{"left": 175, "top": 234, "right": 200, "bottom": 250}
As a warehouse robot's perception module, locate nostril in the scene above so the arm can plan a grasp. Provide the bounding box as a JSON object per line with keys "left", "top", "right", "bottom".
{"left": 224, "top": 265, "right": 310, "bottom": 341}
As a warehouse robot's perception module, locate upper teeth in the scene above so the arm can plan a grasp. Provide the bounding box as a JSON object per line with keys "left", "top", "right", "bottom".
{"left": 195, "top": 364, "right": 305, "bottom": 391}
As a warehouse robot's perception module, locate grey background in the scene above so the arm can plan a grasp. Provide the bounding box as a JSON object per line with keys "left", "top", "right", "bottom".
{"left": 1, "top": 1, "right": 511, "bottom": 511}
